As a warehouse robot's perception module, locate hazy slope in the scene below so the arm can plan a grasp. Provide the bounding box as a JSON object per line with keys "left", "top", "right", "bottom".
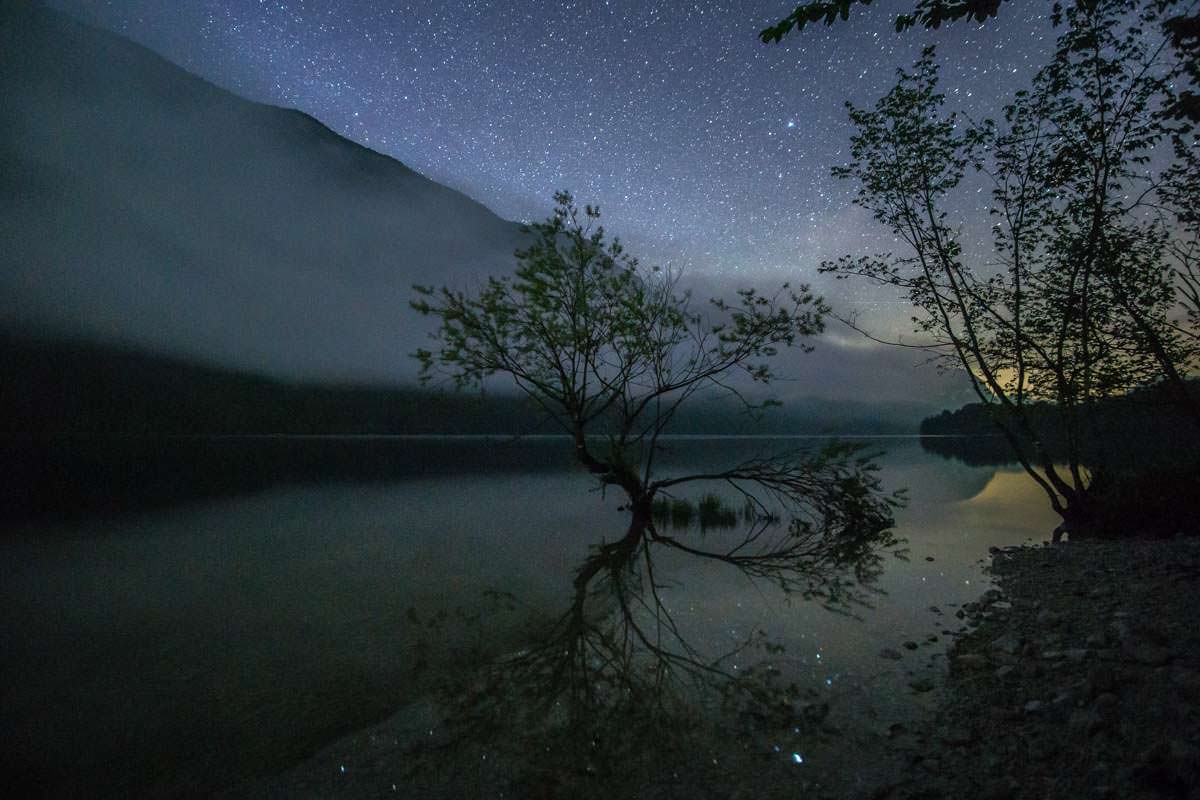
{"left": 0, "top": 1, "right": 525, "bottom": 382}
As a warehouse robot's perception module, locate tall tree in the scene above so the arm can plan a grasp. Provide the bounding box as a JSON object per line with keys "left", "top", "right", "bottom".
{"left": 820, "top": 0, "right": 1197, "bottom": 538}
{"left": 1161, "top": 9, "right": 1200, "bottom": 373}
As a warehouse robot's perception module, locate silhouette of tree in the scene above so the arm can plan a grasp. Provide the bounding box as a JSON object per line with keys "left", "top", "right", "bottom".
{"left": 409, "top": 194, "right": 902, "bottom": 776}
{"left": 761, "top": 0, "right": 1006, "bottom": 41}
{"left": 761, "top": 1, "right": 1200, "bottom": 123}
{"left": 1162, "top": 10, "right": 1200, "bottom": 354}
{"left": 413, "top": 192, "right": 898, "bottom": 562}
{"left": 819, "top": 0, "right": 1199, "bottom": 540}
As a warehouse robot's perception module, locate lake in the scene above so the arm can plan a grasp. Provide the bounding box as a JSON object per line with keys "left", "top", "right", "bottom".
{"left": 0, "top": 436, "right": 1057, "bottom": 797}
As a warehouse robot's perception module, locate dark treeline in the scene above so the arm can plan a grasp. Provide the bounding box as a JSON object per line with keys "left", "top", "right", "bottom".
{"left": 0, "top": 436, "right": 584, "bottom": 526}
{"left": 919, "top": 383, "right": 1200, "bottom": 538}
{"left": 2, "top": 333, "right": 539, "bottom": 436}
{"left": 0, "top": 333, "right": 926, "bottom": 524}
{"left": 919, "top": 380, "right": 1200, "bottom": 468}
{"left": 0, "top": 333, "right": 929, "bottom": 436}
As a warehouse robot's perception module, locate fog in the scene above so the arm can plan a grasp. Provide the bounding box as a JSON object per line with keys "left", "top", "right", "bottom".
{"left": 0, "top": 3, "right": 970, "bottom": 406}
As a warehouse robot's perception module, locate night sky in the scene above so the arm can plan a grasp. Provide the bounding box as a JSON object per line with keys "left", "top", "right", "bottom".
{"left": 49, "top": 0, "right": 1055, "bottom": 331}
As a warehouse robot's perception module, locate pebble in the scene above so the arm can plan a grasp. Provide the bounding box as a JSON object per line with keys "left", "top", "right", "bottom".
{"left": 990, "top": 636, "right": 1021, "bottom": 656}
{"left": 1169, "top": 668, "right": 1200, "bottom": 702}
{"left": 1087, "top": 664, "right": 1118, "bottom": 696}
{"left": 954, "top": 654, "right": 989, "bottom": 671}
{"left": 1123, "top": 641, "right": 1174, "bottom": 667}
{"left": 1092, "top": 692, "right": 1120, "bottom": 721}
{"left": 893, "top": 540, "right": 1200, "bottom": 800}
{"left": 1036, "top": 609, "right": 1062, "bottom": 627}
{"left": 1069, "top": 708, "right": 1105, "bottom": 736}
{"left": 940, "top": 726, "right": 974, "bottom": 747}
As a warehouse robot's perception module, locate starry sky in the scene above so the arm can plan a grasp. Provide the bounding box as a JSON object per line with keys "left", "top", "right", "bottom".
{"left": 49, "top": 0, "right": 1057, "bottom": 333}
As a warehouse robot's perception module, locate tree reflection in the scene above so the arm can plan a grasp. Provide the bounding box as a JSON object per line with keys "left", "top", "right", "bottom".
{"left": 406, "top": 465, "right": 901, "bottom": 797}
{"left": 406, "top": 195, "right": 903, "bottom": 794}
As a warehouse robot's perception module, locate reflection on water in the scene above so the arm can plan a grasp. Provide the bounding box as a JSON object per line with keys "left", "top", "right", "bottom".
{"left": 410, "top": 439, "right": 901, "bottom": 795}
{"left": 0, "top": 437, "right": 1058, "bottom": 797}
{"left": 962, "top": 467, "right": 1061, "bottom": 508}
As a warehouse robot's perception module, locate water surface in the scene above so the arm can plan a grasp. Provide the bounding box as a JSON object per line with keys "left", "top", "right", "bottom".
{"left": 0, "top": 436, "right": 1057, "bottom": 796}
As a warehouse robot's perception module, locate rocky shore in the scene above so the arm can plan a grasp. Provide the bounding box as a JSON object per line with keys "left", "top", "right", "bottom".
{"left": 877, "top": 538, "right": 1200, "bottom": 800}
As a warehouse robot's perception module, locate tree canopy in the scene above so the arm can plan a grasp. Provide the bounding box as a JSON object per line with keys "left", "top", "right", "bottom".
{"left": 761, "top": 0, "right": 1007, "bottom": 41}
{"left": 761, "top": 0, "right": 1200, "bottom": 125}
{"left": 412, "top": 192, "right": 899, "bottom": 550}
{"left": 819, "top": 0, "right": 1198, "bottom": 536}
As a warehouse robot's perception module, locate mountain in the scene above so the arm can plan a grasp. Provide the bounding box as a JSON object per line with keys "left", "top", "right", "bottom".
{"left": 0, "top": 2, "right": 970, "bottom": 408}
{"left": 0, "top": 1, "right": 525, "bottom": 383}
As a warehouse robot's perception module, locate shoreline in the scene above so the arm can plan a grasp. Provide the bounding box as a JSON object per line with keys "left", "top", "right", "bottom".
{"left": 872, "top": 537, "right": 1200, "bottom": 800}
{"left": 239, "top": 537, "right": 1200, "bottom": 799}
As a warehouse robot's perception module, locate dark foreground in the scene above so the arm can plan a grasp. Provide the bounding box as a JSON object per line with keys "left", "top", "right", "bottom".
{"left": 238, "top": 538, "right": 1200, "bottom": 800}
{"left": 882, "top": 538, "right": 1200, "bottom": 800}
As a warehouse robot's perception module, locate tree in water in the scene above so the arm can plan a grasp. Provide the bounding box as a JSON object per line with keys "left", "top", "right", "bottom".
{"left": 412, "top": 192, "right": 897, "bottom": 561}
{"left": 818, "top": 0, "right": 1198, "bottom": 540}
{"left": 409, "top": 193, "right": 901, "bottom": 788}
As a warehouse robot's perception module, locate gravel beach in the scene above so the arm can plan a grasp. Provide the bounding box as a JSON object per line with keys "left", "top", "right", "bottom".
{"left": 870, "top": 538, "right": 1200, "bottom": 800}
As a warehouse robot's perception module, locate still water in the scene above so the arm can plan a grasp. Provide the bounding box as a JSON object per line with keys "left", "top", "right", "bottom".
{"left": 0, "top": 436, "right": 1056, "bottom": 797}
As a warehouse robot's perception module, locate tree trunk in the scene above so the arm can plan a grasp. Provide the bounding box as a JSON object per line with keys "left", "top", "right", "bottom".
{"left": 1052, "top": 500, "right": 1096, "bottom": 544}
{"left": 572, "top": 493, "right": 650, "bottom": 594}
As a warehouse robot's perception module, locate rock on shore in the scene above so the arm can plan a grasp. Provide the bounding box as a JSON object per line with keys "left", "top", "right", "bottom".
{"left": 881, "top": 538, "right": 1200, "bottom": 800}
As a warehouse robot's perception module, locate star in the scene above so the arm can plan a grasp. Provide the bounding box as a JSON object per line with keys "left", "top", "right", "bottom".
{"left": 48, "top": 0, "right": 1056, "bottom": 337}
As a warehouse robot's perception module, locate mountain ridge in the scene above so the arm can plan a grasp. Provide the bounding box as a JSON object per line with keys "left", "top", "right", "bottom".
{"left": 0, "top": 0, "right": 525, "bottom": 383}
